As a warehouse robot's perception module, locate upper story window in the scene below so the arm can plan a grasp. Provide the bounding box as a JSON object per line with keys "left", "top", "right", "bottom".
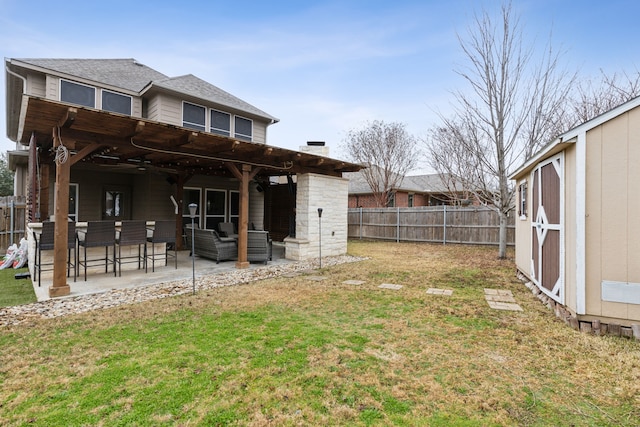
{"left": 211, "top": 110, "right": 231, "bottom": 136}
{"left": 234, "top": 116, "right": 253, "bottom": 141}
{"left": 102, "top": 89, "right": 132, "bottom": 115}
{"left": 183, "top": 102, "right": 206, "bottom": 131}
{"left": 60, "top": 79, "right": 95, "bottom": 108}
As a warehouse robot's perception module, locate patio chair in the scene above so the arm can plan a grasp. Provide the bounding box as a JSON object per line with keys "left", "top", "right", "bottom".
{"left": 77, "top": 221, "right": 116, "bottom": 281}
{"left": 218, "top": 222, "right": 238, "bottom": 239}
{"left": 146, "top": 220, "right": 177, "bottom": 272}
{"left": 247, "top": 230, "right": 272, "bottom": 264}
{"left": 115, "top": 220, "right": 147, "bottom": 277}
{"left": 33, "top": 221, "right": 76, "bottom": 286}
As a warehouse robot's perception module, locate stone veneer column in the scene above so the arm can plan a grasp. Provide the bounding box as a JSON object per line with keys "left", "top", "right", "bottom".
{"left": 284, "top": 173, "right": 349, "bottom": 261}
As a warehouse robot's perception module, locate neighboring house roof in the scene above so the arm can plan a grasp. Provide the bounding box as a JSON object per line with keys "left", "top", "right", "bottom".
{"left": 146, "top": 74, "right": 278, "bottom": 122}
{"left": 345, "top": 166, "right": 459, "bottom": 195}
{"left": 510, "top": 94, "right": 640, "bottom": 180}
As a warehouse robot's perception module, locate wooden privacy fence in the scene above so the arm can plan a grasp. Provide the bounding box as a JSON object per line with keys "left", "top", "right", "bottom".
{"left": 0, "top": 196, "right": 27, "bottom": 250}
{"left": 348, "top": 206, "right": 515, "bottom": 246}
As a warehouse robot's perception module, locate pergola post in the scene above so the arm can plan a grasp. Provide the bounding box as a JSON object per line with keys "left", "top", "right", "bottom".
{"left": 49, "top": 133, "right": 72, "bottom": 297}
{"left": 226, "top": 163, "right": 261, "bottom": 269}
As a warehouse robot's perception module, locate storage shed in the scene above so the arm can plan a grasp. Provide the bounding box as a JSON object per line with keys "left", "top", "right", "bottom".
{"left": 510, "top": 96, "right": 640, "bottom": 327}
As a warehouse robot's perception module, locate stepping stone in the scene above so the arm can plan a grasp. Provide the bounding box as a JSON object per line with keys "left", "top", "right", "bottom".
{"left": 484, "top": 289, "right": 522, "bottom": 311}
{"left": 487, "top": 301, "right": 523, "bottom": 311}
{"left": 484, "top": 288, "right": 513, "bottom": 296}
{"left": 343, "top": 280, "right": 365, "bottom": 285}
{"left": 306, "top": 276, "right": 327, "bottom": 281}
{"left": 427, "top": 288, "right": 453, "bottom": 296}
{"left": 379, "top": 283, "right": 402, "bottom": 290}
{"left": 485, "top": 294, "right": 516, "bottom": 303}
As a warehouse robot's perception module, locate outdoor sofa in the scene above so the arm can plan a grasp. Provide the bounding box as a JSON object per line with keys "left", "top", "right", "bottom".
{"left": 184, "top": 225, "right": 237, "bottom": 263}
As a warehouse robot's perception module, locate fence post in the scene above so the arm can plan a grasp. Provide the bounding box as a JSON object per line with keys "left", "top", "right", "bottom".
{"left": 9, "top": 199, "right": 14, "bottom": 245}
{"left": 359, "top": 207, "right": 363, "bottom": 240}
{"left": 443, "top": 205, "right": 447, "bottom": 245}
{"left": 396, "top": 206, "right": 400, "bottom": 243}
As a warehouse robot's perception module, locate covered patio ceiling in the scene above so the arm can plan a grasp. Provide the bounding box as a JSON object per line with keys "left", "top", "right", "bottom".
{"left": 17, "top": 96, "right": 362, "bottom": 178}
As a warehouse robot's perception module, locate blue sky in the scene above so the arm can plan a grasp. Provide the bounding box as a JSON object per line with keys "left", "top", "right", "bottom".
{"left": 1, "top": 0, "right": 639, "bottom": 171}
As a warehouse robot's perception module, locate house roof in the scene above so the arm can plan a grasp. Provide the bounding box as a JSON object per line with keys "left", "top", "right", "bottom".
{"left": 5, "top": 58, "right": 278, "bottom": 134}
{"left": 10, "top": 58, "right": 169, "bottom": 93}
{"left": 146, "top": 74, "right": 278, "bottom": 122}
{"left": 510, "top": 94, "right": 640, "bottom": 180}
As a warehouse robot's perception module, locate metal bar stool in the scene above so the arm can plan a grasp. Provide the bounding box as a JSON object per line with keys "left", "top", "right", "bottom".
{"left": 146, "top": 220, "right": 177, "bottom": 272}
{"left": 115, "top": 220, "right": 147, "bottom": 276}
{"left": 33, "top": 221, "right": 76, "bottom": 286}
{"left": 76, "top": 221, "right": 116, "bottom": 281}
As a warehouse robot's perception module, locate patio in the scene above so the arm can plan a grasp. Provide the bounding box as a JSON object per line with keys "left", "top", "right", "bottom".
{"left": 32, "top": 242, "right": 289, "bottom": 302}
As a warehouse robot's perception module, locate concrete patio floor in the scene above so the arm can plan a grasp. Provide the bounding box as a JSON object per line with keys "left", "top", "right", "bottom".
{"left": 32, "top": 243, "right": 290, "bottom": 302}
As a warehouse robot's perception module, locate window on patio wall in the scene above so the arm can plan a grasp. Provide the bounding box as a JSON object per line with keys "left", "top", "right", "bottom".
{"left": 229, "top": 191, "right": 239, "bottom": 230}
{"left": 205, "top": 189, "right": 226, "bottom": 231}
{"left": 182, "top": 187, "right": 202, "bottom": 228}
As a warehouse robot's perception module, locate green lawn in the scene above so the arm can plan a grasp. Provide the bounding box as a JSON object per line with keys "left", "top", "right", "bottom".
{"left": 1, "top": 241, "right": 638, "bottom": 426}
{"left": 0, "top": 266, "right": 36, "bottom": 307}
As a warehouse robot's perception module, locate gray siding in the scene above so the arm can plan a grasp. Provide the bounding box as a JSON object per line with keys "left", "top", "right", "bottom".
{"left": 26, "top": 73, "right": 46, "bottom": 97}
{"left": 45, "top": 75, "right": 59, "bottom": 100}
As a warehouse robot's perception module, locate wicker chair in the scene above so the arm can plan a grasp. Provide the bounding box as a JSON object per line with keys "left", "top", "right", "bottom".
{"left": 115, "top": 220, "right": 147, "bottom": 276}
{"left": 185, "top": 225, "right": 237, "bottom": 263}
{"left": 33, "top": 221, "right": 76, "bottom": 286}
{"left": 146, "top": 220, "right": 177, "bottom": 272}
{"left": 77, "top": 221, "right": 116, "bottom": 281}
{"left": 247, "top": 230, "right": 272, "bottom": 264}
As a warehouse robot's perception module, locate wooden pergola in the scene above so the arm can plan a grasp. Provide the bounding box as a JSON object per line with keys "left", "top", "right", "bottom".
{"left": 17, "top": 97, "right": 361, "bottom": 297}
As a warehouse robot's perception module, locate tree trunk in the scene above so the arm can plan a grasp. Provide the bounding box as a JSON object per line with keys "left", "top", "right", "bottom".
{"left": 498, "top": 211, "right": 508, "bottom": 259}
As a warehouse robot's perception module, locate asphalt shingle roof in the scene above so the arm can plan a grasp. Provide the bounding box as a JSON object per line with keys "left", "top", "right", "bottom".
{"left": 13, "top": 58, "right": 277, "bottom": 121}
{"left": 150, "top": 74, "right": 278, "bottom": 121}
{"left": 15, "top": 58, "right": 169, "bottom": 92}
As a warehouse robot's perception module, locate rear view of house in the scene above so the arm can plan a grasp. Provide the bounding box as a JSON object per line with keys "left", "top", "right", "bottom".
{"left": 5, "top": 58, "right": 361, "bottom": 297}
{"left": 511, "top": 96, "right": 640, "bottom": 330}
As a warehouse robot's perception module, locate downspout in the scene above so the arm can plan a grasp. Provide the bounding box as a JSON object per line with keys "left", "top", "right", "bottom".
{"left": 5, "top": 63, "right": 27, "bottom": 94}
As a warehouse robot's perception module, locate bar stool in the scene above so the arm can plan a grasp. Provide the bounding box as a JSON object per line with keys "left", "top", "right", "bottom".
{"left": 146, "top": 220, "right": 177, "bottom": 272}
{"left": 77, "top": 221, "right": 116, "bottom": 281}
{"left": 115, "top": 220, "right": 147, "bottom": 276}
{"left": 33, "top": 221, "right": 76, "bottom": 286}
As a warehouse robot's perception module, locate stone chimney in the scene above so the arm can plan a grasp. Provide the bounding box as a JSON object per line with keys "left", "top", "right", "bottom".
{"left": 299, "top": 141, "right": 329, "bottom": 157}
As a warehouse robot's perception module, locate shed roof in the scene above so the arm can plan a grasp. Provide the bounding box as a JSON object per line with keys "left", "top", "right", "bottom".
{"left": 510, "top": 94, "right": 640, "bottom": 180}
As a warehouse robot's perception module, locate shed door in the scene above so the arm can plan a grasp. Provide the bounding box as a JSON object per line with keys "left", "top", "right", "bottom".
{"left": 531, "top": 154, "right": 564, "bottom": 303}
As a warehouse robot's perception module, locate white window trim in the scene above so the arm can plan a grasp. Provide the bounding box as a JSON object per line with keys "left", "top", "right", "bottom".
{"left": 59, "top": 79, "right": 96, "bottom": 108}
{"left": 182, "top": 101, "right": 207, "bottom": 131}
{"left": 100, "top": 89, "right": 132, "bottom": 115}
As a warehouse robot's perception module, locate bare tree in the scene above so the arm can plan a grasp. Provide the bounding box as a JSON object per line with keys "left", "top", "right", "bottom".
{"left": 571, "top": 69, "right": 640, "bottom": 123}
{"left": 343, "top": 120, "right": 418, "bottom": 207}
{"left": 425, "top": 2, "right": 574, "bottom": 258}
